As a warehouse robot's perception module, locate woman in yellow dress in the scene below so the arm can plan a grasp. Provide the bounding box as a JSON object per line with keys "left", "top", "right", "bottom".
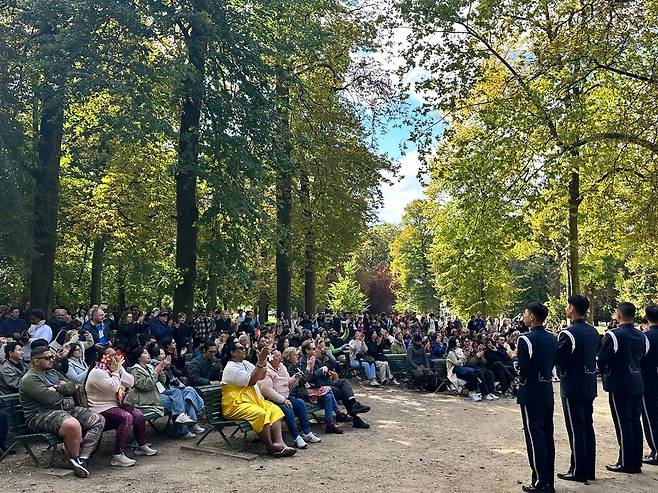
{"left": 220, "top": 336, "right": 296, "bottom": 457}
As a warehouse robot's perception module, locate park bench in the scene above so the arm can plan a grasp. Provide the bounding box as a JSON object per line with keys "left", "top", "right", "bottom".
{"left": 386, "top": 353, "right": 410, "bottom": 379}
{"left": 195, "top": 385, "right": 254, "bottom": 451}
{"left": 194, "top": 385, "right": 325, "bottom": 451}
{"left": 0, "top": 393, "right": 62, "bottom": 467}
{"left": 431, "top": 358, "right": 451, "bottom": 392}
{"left": 0, "top": 393, "right": 168, "bottom": 468}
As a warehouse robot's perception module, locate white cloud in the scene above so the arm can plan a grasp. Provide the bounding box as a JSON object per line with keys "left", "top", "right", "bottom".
{"left": 378, "top": 150, "right": 426, "bottom": 223}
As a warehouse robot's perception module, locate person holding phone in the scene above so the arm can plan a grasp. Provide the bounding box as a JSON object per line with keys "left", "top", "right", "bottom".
{"left": 126, "top": 347, "right": 200, "bottom": 439}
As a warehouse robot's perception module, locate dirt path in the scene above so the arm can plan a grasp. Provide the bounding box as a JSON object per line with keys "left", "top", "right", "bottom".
{"left": 7, "top": 382, "right": 658, "bottom": 492}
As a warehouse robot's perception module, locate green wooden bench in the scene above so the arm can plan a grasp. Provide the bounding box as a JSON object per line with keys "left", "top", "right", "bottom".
{"left": 432, "top": 358, "right": 451, "bottom": 392}
{"left": 195, "top": 385, "right": 325, "bottom": 450}
{"left": 195, "top": 385, "right": 253, "bottom": 450}
{"left": 0, "top": 392, "right": 169, "bottom": 468}
{"left": 0, "top": 393, "right": 62, "bottom": 467}
{"left": 386, "top": 354, "right": 410, "bottom": 378}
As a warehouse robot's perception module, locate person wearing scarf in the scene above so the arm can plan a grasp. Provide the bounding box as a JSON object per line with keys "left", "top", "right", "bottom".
{"left": 85, "top": 348, "right": 157, "bottom": 467}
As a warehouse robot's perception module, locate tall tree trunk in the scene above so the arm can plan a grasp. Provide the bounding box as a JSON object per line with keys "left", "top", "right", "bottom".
{"left": 300, "top": 172, "right": 316, "bottom": 314}
{"left": 258, "top": 290, "right": 268, "bottom": 324}
{"left": 173, "top": 9, "right": 207, "bottom": 318}
{"left": 275, "top": 68, "right": 293, "bottom": 320}
{"left": 29, "top": 87, "right": 64, "bottom": 313}
{"left": 568, "top": 171, "right": 582, "bottom": 295}
{"left": 117, "top": 267, "right": 126, "bottom": 315}
{"left": 207, "top": 268, "right": 218, "bottom": 313}
{"left": 89, "top": 237, "right": 106, "bottom": 305}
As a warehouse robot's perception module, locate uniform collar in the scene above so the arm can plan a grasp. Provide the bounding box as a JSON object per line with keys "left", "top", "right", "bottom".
{"left": 530, "top": 325, "right": 545, "bottom": 332}
{"left": 617, "top": 322, "right": 635, "bottom": 329}
{"left": 570, "top": 318, "right": 586, "bottom": 324}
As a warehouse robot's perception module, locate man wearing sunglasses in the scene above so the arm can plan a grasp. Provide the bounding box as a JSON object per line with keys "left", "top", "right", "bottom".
{"left": 19, "top": 345, "right": 105, "bottom": 478}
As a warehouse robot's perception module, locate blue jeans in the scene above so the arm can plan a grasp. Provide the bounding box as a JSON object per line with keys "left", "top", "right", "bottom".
{"left": 161, "top": 387, "right": 205, "bottom": 435}
{"left": 277, "top": 396, "right": 311, "bottom": 439}
{"left": 350, "top": 359, "right": 376, "bottom": 380}
{"left": 317, "top": 390, "right": 339, "bottom": 424}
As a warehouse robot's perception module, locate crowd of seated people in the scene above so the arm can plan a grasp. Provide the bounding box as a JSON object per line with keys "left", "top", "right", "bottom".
{"left": 0, "top": 303, "right": 531, "bottom": 476}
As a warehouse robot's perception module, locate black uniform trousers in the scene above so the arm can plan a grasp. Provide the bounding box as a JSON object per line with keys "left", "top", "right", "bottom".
{"left": 520, "top": 402, "right": 555, "bottom": 487}
{"left": 641, "top": 393, "right": 658, "bottom": 458}
{"left": 609, "top": 392, "right": 643, "bottom": 470}
{"left": 561, "top": 397, "right": 595, "bottom": 479}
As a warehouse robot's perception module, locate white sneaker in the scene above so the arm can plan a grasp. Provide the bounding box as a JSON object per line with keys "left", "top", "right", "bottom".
{"left": 369, "top": 380, "right": 381, "bottom": 387}
{"left": 489, "top": 393, "right": 500, "bottom": 400}
{"left": 110, "top": 453, "right": 136, "bottom": 467}
{"left": 135, "top": 444, "right": 158, "bottom": 456}
{"left": 468, "top": 392, "right": 482, "bottom": 401}
{"left": 175, "top": 413, "right": 195, "bottom": 424}
{"left": 190, "top": 424, "right": 206, "bottom": 434}
{"left": 301, "top": 432, "right": 322, "bottom": 443}
{"left": 293, "top": 436, "right": 308, "bottom": 449}
{"left": 181, "top": 431, "right": 196, "bottom": 439}
{"left": 484, "top": 393, "right": 495, "bottom": 401}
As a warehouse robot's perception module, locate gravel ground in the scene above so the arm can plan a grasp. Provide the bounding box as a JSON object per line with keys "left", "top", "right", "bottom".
{"left": 5, "top": 382, "right": 658, "bottom": 492}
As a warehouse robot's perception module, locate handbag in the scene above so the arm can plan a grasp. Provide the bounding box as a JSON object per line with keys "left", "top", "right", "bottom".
{"left": 73, "top": 384, "right": 88, "bottom": 407}
{"left": 49, "top": 330, "right": 67, "bottom": 352}
{"left": 117, "top": 386, "right": 135, "bottom": 411}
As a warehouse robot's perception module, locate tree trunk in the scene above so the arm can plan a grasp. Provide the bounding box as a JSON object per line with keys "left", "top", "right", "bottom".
{"left": 567, "top": 171, "right": 582, "bottom": 295}
{"left": 258, "top": 290, "right": 268, "bottom": 324}
{"left": 29, "top": 87, "right": 64, "bottom": 313}
{"left": 173, "top": 9, "right": 207, "bottom": 319}
{"left": 116, "top": 265, "right": 127, "bottom": 315}
{"left": 300, "top": 172, "right": 316, "bottom": 314}
{"left": 275, "top": 68, "right": 293, "bottom": 320}
{"left": 207, "top": 268, "right": 218, "bottom": 313}
{"left": 89, "top": 237, "right": 105, "bottom": 305}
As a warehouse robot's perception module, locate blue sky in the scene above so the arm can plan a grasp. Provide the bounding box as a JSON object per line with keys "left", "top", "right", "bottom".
{"left": 374, "top": 98, "right": 444, "bottom": 224}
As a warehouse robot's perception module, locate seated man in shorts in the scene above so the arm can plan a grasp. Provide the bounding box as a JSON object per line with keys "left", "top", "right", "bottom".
{"left": 19, "top": 345, "right": 105, "bottom": 477}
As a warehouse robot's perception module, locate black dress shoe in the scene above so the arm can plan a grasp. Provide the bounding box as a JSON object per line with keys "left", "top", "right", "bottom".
{"left": 557, "top": 472, "right": 587, "bottom": 483}
{"left": 605, "top": 463, "right": 639, "bottom": 474}
{"left": 521, "top": 484, "right": 552, "bottom": 492}
{"left": 642, "top": 455, "right": 658, "bottom": 465}
{"left": 352, "top": 416, "right": 370, "bottom": 429}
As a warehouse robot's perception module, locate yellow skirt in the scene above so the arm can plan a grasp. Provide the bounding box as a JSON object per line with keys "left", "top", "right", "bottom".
{"left": 221, "top": 384, "right": 284, "bottom": 433}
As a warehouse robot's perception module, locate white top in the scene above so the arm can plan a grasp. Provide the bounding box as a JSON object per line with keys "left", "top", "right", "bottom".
{"left": 85, "top": 366, "right": 135, "bottom": 413}
{"left": 221, "top": 360, "right": 256, "bottom": 387}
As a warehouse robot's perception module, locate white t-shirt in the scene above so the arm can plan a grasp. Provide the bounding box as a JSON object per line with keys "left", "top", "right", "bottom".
{"left": 221, "top": 360, "right": 256, "bottom": 387}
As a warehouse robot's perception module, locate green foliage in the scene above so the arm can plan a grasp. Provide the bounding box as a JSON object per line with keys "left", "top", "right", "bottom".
{"left": 327, "top": 257, "right": 368, "bottom": 313}
{"left": 394, "top": 0, "right": 658, "bottom": 318}
{"left": 390, "top": 200, "right": 440, "bottom": 313}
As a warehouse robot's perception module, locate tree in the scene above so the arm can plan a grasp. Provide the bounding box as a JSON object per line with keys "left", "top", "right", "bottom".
{"left": 390, "top": 200, "right": 439, "bottom": 312}
{"left": 327, "top": 256, "right": 368, "bottom": 313}
{"left": 365, "top": 262, "right": 397, "bottom": 313}
{"left": 398, "top": 0, "right": 658, "bottom": 300}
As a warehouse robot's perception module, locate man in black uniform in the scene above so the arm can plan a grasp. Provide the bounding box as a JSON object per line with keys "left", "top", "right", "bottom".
{"left": 517, "top": 302, "right": 558, "bottom": 492}
{"left": 641, "top": 304, "right": 658, "bottom": 465}
{"left": 555, "top": 294, "right": 599, "bottom": 483}
{"left": 598, "top": 301, "right": 649, "bottom": 474}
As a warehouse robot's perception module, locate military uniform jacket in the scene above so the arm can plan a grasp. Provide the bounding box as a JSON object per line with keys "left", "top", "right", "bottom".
{"left": 555, "top": 319, "right": 599, "bottom": 400}
{"left": 641, "top": 326, "right": 658, "bottom": 396}
{"left": 517, "top": 326, "right": 558, "bottom": 407}
{"left": 597, "top": 323, "right": 649, "bottom": 396}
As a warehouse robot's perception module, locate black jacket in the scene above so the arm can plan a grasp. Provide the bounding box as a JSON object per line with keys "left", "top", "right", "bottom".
{"left": 598, "top": 323, "right": 648, "bottom": 396}
{"left": 555, "top": 319, "right": 599, "bottom": 400}
{"left": 641, "top": 326, "right": 658, "bottom": 396}
{"left": 516, "top": 326, "right": 557, "bottom": 407}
